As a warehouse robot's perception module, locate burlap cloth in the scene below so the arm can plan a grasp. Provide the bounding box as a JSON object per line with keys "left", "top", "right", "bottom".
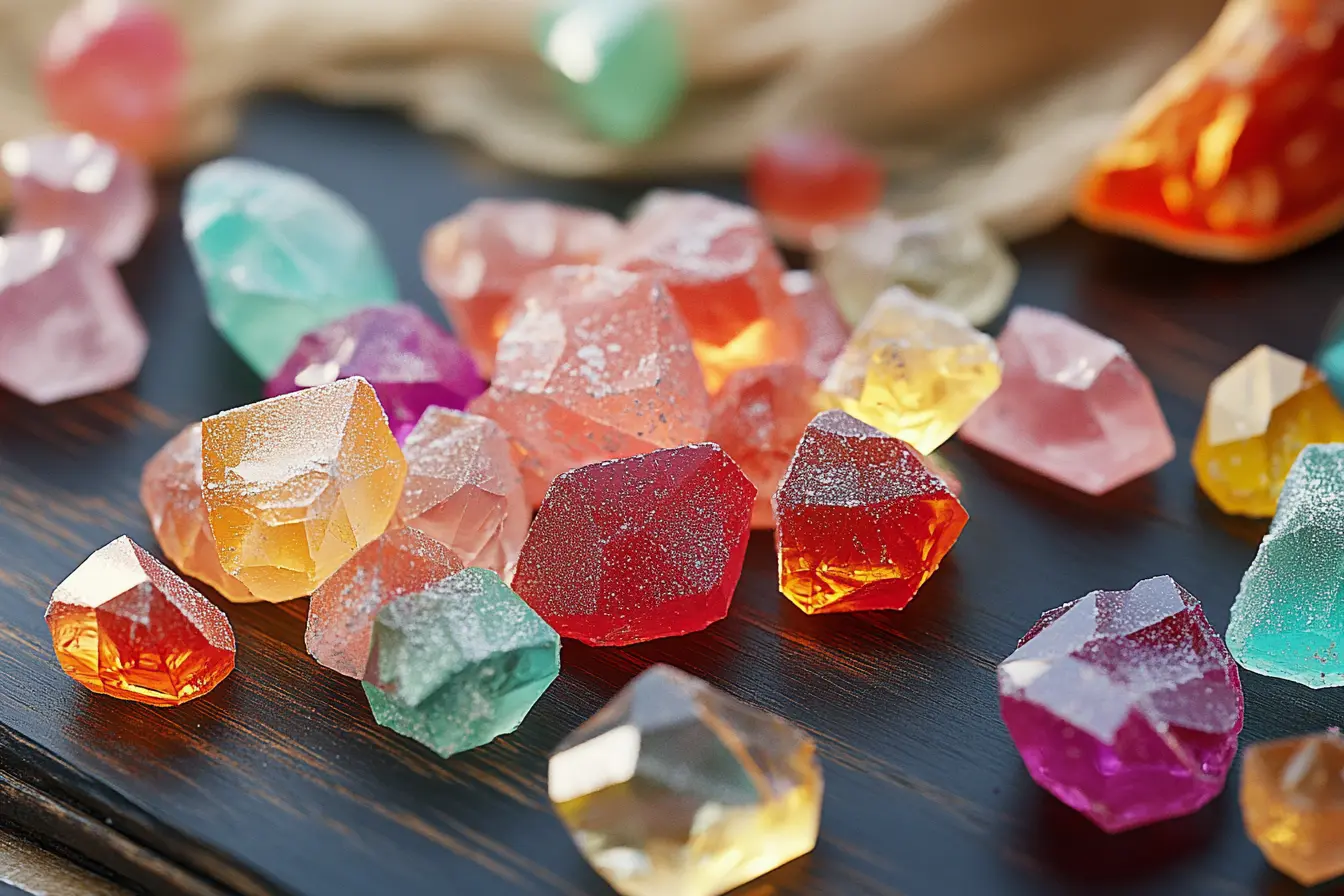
{"left": 0, "top": 0, "right": 1222, "bottom": 238}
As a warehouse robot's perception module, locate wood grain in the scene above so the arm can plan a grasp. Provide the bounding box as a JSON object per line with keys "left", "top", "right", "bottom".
{"left": 0, "top": 95, "right": 1341, "bottom": 895}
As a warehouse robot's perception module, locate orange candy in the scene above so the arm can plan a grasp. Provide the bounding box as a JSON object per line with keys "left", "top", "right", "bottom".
{"left": 1076, "top": 0, "right": 1344, "bottom": 260}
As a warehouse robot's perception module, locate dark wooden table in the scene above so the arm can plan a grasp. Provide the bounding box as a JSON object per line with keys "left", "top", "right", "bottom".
{"left": 1, "top": 95, "right": 1342, "bottom": 896}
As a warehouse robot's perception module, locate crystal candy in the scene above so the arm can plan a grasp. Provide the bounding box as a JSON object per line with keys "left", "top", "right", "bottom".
{"left": 550, "top": 664, "right": 822, "bottom": 896}
{"left": 536, "top": 0, "right": 686, "bottom": 143}
{"left": 2, "top": 134, "right": 153, "bottom": 264}
{"left": 513, "top": 443, "right": 753, "bottom": 645}
{"left": 201, "top": 377, "right": 407, "bottom": 602}
{"left": 748, "top": 131, "right": 884, "bottom": 247}
{"left": 183, "top": 158, "right": 398, "bottom": 377}
{"left": 998, "top": 576, "right": 1243, "bottom": 833}
{"left": 40, "top": 0, "right": 184, "bottom": 162}
{"left": 141, "top": 424, "right": 253, "bottom": 602}
{"left": 774, "top": 411, "right": 966, "bottom": 614}
{"left": 46, "top": 537, "right": 235, "bottom": 706}
{"left": 306, "top": 527, "right": 463, "bottom": 679}
{"left": 265, "top": 305, "right": 484, "bottom": 443}
{"left": 816, "top": 212, "right": 1017, "bottom": 327}
{"left": 1242, "top": 730, "right": 1344, "bottom": 886}
{"left": 1192, "top": 345, "right": 1344, "bottom": 517}
{"left": 393, "top": 408, "right": 529, "bottom": 582}
{"left": 1228, "top": 443, "right": 1344, "bottom": 687}
{"left": 362, "top": 568, "right": 560, "bottom": 758}
{"left": 470, "top": 265, "right": 710, "bottom": 505}
{"left": 819, "top": 288, "right": 1001, "bottom": 454}
{"left": 0, "top": 229, "right": 147, "bottom": 405}
{"left": 959, "top": 306, "right": 1175, "bottom": 494}
{"left": 709, "top": 364, "right": 818, "bottom": 529}
{"left": 782, "top": 270, "right": 850, "bottom": 382}
{"left": 422, "top": 199, "right": 621, "bottom": 375}
{"left": 602, "top": 191, "right": 803, "bottom": 392}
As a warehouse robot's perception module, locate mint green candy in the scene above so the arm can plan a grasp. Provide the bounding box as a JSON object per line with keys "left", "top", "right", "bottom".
{"left": 1228, "top": 443, "right": 1344, "bottom": 688}
{"left": 183, "top": 158, "right": 397, "bottom": 377}
{"left": 363, "top": 568, "right": 561, "bottom": 757}
{"left": 536, "top": 0, "right": 685, "bottom": 143}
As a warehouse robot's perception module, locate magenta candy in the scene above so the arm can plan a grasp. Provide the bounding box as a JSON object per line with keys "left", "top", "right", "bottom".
{"left": 266, "top": 305, "right": 485, "bottom": 442}
{"left": 997, "top": 576, "right": 1243, "bottom": 833}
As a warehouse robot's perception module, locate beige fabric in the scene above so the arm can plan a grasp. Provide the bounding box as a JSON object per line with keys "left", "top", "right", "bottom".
{"left": 0, "top": 0, "right": 1222, "bottom": 237}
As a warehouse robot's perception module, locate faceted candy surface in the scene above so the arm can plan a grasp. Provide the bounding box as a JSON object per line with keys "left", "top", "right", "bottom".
{"left": 265, "top": 305, "right": 484, "bottom": 443}
{"left": 998, "top": 576, "right": 1243, "bottom": 833}
{"left": 363, "top": 568, "right": 560, "bottom": 758}
{"left": 536, "top": 0, "right": 686, "bottom": 143}
{"left": 774, "top": 411, "right": 966, "bottom": 614}
{"left": 306, "top": 527, "right": 463, "bottom": 679}
{"left": 959, "top": 306, "right": 1175, "bottom": 494}
{"left": 749, "top": 131, "right": 884, "bottom": 246}
{"left": 46, "top": 537, "right": 235, "bottom": 706}
{"left": 816, "top": 212, "right": 1017, "bottom": 326}
{"left": 2, "top": 134, "right": 153, "bottom": 263}
{"left": 1228, "top": 444, "right": 1344, "bottom": 688}
{"left": 820, "top": 288, "right": 1001, "bottom": 454}
{"left": 1242, "top": 730, "right": 1344, "bottom": 886}
{"left": 602, "top": 191, "right": 803, "bottom": 392}
{"left": 1191, "top": 345, "right": 1344, "bottom": 517}
{"left": 140, "top": 424, "right": 253, "bottom": 603}
{"left": 550, "top": 664, "right": 822, "bottom": 896}
{"left": 709, "top": 364, "right": 818, "bottom": 529}
{"left": 0, "top": 229, "right": 147, "bottom": 405}
{"left": 201, "top": 377, "right": 407, "bottom": 602}
{"left": 513, "top": 443, "right": 754, "bottom": 645}
{"left": 1075, "top": 0, "right": 1344, "bottom": 260}
{"left": 393, "top": 408, "right": 529, "bottom": 583}
{"left": 40, "top": 0, "right": 184, "bottom": 162}
{"left": 470, "top": 265, "right": 710, "bottom": 505}
{"left": 782, "top": 270, "right": 850, "bottom": 382}
{"left": 422, "top": 199, "right": 621, "bottom": 375}
{"left": 183, "top": 158, "right": 398, "bottom": 377}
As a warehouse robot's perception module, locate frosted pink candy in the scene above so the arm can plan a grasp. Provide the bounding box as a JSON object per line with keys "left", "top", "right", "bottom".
{"left": 2, "top": 134, "right": 153, "bottom": 264}
{"left": 959, "top": 306, "right": 1174, "bottom": 494}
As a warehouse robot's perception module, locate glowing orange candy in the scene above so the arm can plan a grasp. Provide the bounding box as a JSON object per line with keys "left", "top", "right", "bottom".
{"left": 1076, "top": 0, "right": 1344, "bottom": 260}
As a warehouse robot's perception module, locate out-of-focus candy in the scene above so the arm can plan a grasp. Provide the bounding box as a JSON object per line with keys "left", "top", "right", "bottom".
{"left": 1242, "top": 730, "right": 1344, "bottom": 886}
{"left": 748, "top": 131, "right": 884, "bottom": 246}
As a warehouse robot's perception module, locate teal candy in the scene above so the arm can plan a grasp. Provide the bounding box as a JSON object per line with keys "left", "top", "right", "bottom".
{"left": 536, "top": 0, "right": 685, "bottom": 143}
{"left": 182, "top": 158, "right": 397, "bottom": 377}
{"left": 1318, "top": 310, "right": 1344, "bottom": 402}
{"left": 1228, "top": 443, "right": 1344, "bottom": 688}
{"left": 363, "top": 568, "right": 561, "bottom": 757}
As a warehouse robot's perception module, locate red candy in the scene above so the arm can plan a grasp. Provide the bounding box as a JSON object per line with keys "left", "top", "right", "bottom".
{"left": 749, "top": 132, "right": 884, "bottom": 244}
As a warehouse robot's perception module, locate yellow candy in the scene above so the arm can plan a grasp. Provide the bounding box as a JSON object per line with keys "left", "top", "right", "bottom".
{"left": 1241, "top": 730, "right": 1344, "bottom": 886}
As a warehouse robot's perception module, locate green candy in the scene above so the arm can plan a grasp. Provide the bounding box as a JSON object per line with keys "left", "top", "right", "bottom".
{"left": 183, "top": 158, "right": 397, "bottom": 377}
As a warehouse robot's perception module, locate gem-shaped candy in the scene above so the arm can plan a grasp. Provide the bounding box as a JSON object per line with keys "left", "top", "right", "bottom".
{"left": 201, "top": 377, "right": 407, "bottom": 602}
{"left": 1228, "top": 443, "right": 1344, "bottom": 688}
{"left": 959, "top": 306, "right": 1175, "bottom": 494}
{"left": 815, "top": 212, "right": 1017, "bottom": 326}
{"left": 306, "top": 527, "right": 463, "bottom": 679}
{"left": 422, "top": 199, "right": 621, "bottom": 375}
{"left": 0, "top": 229, "right": 148, "bottom": 405}
{"left": 749, "top": 131, "right": 884, "bottom": 246}
{"left": 362, "top": 568, "right": 560, "bottom": 758}
{"left": 40, "top": 0, "right": 184, "bottom": 162}
{"left": 536, "top": 0, "right": 686, "bottom": 143}
{"left": 819, "top": 288, "right": 1001, "bottom": 454}
{"left": 550, "top": 664, "right": 822, "bottom": 896}
{"left": 1242, "top": 730, "right": 1344, "bottom": 886}
{"left": 265, "top": 305, "right": 484, "bottom": 443}
{"left": 602, "top": 191, "right": 803, "bottom": 392}
{"left": 709, "top": 364, "right": 818, "bottom": 529}
{"left": 2, "top": 134, "right": 153, "bottom": 264}
{"left": 393, "top": 408, "right": 529, "bottom": 582}
{"left": 998, "top": 576, "right": 1243, "bottom": 833}
{"left": 782, "top": 270, "right": 850, "bottom": 382}
{"left": 513, "top": 443, "right": 753, "bottom": 645}
{"left": 183, "top": 158, "right": 398, "bottom": 377}
{"left": 1192, "top": 345, "right": 1344, "bottom": 517}
{"left": 46, "top": 537, "right": 236, "bottom": 706}
{"left": 774, "top": 411, "right": 966, "bottom": 614}
{"left": 470, "top": 265, "right": 710, "bottom": 505}
{"left": 141, "top": 424, "right": 254, "bottom": 603}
